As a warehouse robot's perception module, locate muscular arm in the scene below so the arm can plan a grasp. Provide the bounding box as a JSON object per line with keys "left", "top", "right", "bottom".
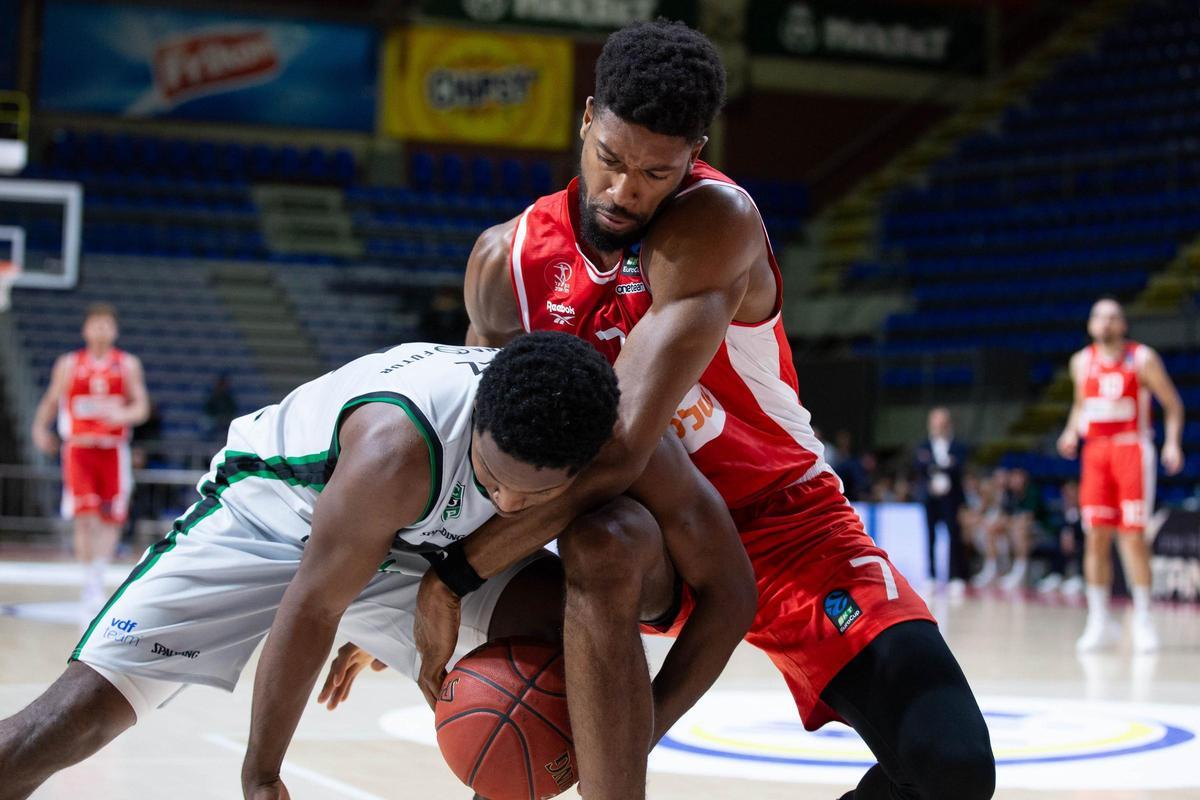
{"left": 461, "top": 188, "right": 765, "bottom": 577}
{"left": 1057, "top": 351, "right": 1086, "bottom": 459}
{"left": 241, "top": 404, "right": 431, "bottom": 793}
{"left": 116, "top": 354, "right": 151, "bottom": 428}
{"left": 31, "top": 354, "right": 71, "bottom": 449}
{"left": 627, "top": 436, "right": 756, "bottom": 745}
{"left": 1140, "top": 347, "right": 1185, "bottom": 474}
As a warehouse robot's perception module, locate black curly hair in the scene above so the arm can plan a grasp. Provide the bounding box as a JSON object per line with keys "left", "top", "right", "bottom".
{"left": 474, "top": 332, "right": 620, "bottom": 474}
{"left": 594, "top": 19, "right": 726, "bottom": 141}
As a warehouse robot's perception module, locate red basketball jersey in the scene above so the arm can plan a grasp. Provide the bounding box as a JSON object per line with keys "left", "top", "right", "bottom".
{"left": 1080, "top": 341, "right": 1149, "bottom": 439}
{"left": 509, "top": 161, "right": 829, "bottom": 508}
{"left": 58, "top": 348, "right": 131, "bottom": 445}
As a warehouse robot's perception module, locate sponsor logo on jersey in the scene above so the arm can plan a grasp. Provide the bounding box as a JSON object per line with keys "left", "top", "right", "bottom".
{"left": 616, "top": 281, "right": 646, "bottom": 295}
{"left": 621, "top": 254, "right": 641, "bottom": 277}
{"left": 152, "top": 642, "right": 200, "bottom": 659}
{"left": 104, "top": 617, "right": 141, "bottom": 647}
{"left": 546, "top": 300, "right": 576, "bottom": 326}
{"left": 823, "top": 589, "right": 861, "bottom": 634}
{"left": 546, "top": 261, "right": 573, "bottom": 297}
{"left": 442, "top": 482, "right": 465, "bottom": 521}
{"left": 420, "top": 526, "right": 467, "bottom": 542}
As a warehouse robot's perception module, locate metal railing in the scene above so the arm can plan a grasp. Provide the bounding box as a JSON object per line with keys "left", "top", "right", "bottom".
{"left": 0, "top": 463, "right": 204, "bottom": 544}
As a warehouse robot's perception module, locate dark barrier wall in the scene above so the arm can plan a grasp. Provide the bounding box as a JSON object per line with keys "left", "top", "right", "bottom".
{"left": 1153, "top": 510, "right": 1200, "bottom": 603}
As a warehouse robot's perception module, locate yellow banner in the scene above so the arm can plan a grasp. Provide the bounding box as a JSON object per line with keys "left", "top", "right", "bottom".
{"left": 383, "top": 26, "right": 573, "bottom": 150}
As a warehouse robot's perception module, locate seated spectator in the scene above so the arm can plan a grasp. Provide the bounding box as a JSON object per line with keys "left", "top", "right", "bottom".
{"left": 831, "top": 429, "right": 870, "bottom": 501}
{"left": 203, "top": 373, "right": 237, "bottom": 440}
{"left": 997, "top": 468, "right": 1042, "bottom": 590}
{"left": 970, "top": 468, "right": 1011, "bottom": 587}
{"left": 1034, "top": 480, "right": 1085, "bottom": 596}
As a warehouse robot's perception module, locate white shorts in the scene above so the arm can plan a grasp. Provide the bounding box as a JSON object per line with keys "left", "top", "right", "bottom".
{"left": 71, "top": 483, "right": 543, "bottom": 717}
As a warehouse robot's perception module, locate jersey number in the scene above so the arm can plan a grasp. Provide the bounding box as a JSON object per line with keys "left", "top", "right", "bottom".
{"left": 850, "top": 555, "right": 899, "bottom": 601}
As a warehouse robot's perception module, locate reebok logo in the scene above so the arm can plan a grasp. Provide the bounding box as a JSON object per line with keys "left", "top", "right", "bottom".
{"left": 546, "top": 300, "right": 575, "bottom": 326}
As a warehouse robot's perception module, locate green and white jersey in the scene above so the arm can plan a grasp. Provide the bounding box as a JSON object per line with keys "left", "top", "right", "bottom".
{"left": 219, "top": 342, "right": 499, "bottom": 552}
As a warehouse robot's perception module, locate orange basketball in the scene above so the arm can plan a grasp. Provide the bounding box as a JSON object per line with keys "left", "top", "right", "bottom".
{"left": 434, "top": 638, "right": 576, "bottom": 800}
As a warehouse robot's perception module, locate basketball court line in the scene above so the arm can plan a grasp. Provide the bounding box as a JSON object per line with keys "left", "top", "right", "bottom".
{"left": 203, "top": 733, "right": 388, "bottom": 800}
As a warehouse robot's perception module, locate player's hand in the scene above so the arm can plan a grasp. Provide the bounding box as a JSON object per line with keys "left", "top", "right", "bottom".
{"left": 31, "top": 426, "right": 59, "bottom": 456}
{"left": 1161, "top": 442, "right": 1184, "bottom": 476}
{"left": 1056, "top": 430, "right": 1079, "bottom": 460}
{"left": 244, "top": 777, "right": 290, "bottom": 800}
{"left": 317, "top": 641, "right": 386, "bottom": 711}
{"left": 414, "top": 569, "right": 461, "bottom": 710}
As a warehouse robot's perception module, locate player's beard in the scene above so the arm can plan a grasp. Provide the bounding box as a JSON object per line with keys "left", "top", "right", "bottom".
{"left": 577, "top": 171, "right": 682, "bottom": 255}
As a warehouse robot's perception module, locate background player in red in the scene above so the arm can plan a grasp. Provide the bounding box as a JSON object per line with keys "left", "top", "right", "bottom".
{"left": 1057, "top": 297, "right": 1184, "bottom": 653}
{"left": 30, "top": 303, "right": 150, "bottom": 620}
{"left": 405, "top": 20, "right": 994, "bottom": 800}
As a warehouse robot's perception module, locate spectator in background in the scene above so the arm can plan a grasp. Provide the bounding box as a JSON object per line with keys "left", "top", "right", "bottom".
{"left": 831, "top": 429, "right": 870, "bottom": 501}
{"left": 998, "top": 468, "right": 1041, "bottom": 590}
{"left": 1035, "top": 480, "right": 1085, "bottom": 596}
{"left": 913, "top": 407, "right": 970, "bottom": 594}
{"left": 203, "top": 373, "right": 237, "bottom": 440}
{"left": 971, "top": 468, "right": 1011, "bottom": 587}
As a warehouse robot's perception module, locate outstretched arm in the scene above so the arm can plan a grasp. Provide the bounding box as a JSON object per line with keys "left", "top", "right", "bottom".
{"left": 31, "top": 354, "right": 71, "bottom": 455}
{"left": 241, "top": 404, "right": 431, "bottom": 797}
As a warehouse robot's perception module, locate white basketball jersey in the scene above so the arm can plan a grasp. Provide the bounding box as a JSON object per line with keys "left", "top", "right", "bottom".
{"left": 221, "top": 342, "right": 499, "bottom": 552}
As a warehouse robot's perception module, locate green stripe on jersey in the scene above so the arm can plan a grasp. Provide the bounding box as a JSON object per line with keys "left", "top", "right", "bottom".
{"left": 330, "top": 391, "right": 443, "bottom": 524}
{"left": 70, "top": 449, "right": 330, "bottom": 661}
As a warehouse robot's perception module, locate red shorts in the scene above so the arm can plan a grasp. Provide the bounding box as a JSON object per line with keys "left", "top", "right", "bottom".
{"left": 1079, "top": 435, "right": 1155, "bottom": 532}
{"left": 62, "top": 443, "right": 131, "bottom": 524}
{"left": 642, "top": 470, "right": 934, "bottom": 730}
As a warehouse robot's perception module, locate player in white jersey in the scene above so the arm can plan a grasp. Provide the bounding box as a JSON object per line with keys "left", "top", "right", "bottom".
{"left": 0, "top": 332, "right": 756, "bottom": 800}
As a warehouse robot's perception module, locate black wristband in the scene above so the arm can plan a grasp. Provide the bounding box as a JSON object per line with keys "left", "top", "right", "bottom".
{"left": 422, "top": 541, "right": 486, "bottom": 598}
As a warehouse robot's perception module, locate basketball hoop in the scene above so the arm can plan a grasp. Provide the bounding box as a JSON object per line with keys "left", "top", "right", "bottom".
{"left": 0, "top": 258, "right": 18, "bottom": 312}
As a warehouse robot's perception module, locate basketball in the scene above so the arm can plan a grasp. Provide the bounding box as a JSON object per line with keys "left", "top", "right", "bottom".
{"left": 434, "top": 637, "right": 576, "bottom": 800}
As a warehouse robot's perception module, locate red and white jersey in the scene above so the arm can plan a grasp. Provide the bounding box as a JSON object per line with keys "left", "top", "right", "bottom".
{"left": 1080, "top": 341, "right": 1151, "bottom": 440}
{"left": 58, "top": 348, "right": 131, "bottom": 446}
{"left": 509, "top": 160, "right": 829, "bottom": 508}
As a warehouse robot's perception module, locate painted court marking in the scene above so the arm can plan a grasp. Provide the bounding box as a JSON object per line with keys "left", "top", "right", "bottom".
{"left": 204, "top": 733, "right": 387, "bottom": 800}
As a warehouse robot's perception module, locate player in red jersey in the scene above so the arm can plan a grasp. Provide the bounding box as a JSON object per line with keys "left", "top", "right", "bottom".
{"left": 404, "top": 21, "right": 993, "bottom": 800}
{"left": 31, "top": 303, "right": 150, "bottom": 618}
{"left": 1057, "top": 298, "right": 1184, "bottom": 654}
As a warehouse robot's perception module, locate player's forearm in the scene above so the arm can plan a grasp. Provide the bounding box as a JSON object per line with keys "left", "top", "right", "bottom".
{"left": 242, "top": 600, "right": 339, "bottom": 786}
{"left": 649, "top": 584, "right": 756, "bottom": 745}
{"left": 31, "top": 399, "right": 55, "bottom": 435}
{"left": 463, "top": 447, "right": 637, "bottom": 578}
{"left": 1164, "top": 402, "right": 1185, "bottom": 448}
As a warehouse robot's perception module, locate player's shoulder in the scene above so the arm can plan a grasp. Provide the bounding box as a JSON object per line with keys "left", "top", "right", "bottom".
{"left": 663, "top": 178, "right": 758, "bottom": 233}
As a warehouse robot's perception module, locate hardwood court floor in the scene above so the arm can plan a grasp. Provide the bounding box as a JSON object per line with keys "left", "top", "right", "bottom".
{"left": 1, "top": 561, "right": 1197, "bottom": 800}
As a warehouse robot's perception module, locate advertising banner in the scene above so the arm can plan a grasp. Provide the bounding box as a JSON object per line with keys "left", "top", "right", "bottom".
{"left": 421, "top": 0, "right": 697, "bottom": 34}
{"left": 748, "top": 0, "right": 987, "bottom": 74}
{"left": 1153, "top": 509, "right": 1200, "bottom": 603}
{"left": 383, "top": 25, "right": 573, "bottom": 149}
{"left": 38, "top": 2, "right": 376, "bottom": 130}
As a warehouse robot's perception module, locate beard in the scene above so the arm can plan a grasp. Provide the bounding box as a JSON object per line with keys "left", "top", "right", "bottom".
{"left": 577, "top": 171, "right": 682, "bottom": 255}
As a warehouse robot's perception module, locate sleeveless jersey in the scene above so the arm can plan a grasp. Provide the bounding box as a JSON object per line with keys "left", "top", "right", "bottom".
{"left": 1080, "top": 341, "right": 1150, "bottom": 439}
{"left": 58, "top": 348, "right": 130, "bottom": 446}
{"left": 509, "top": 160, "right": 828, "bottom": 508}
{"left": 221, "top": 343, "right": 499, "bottom": 552}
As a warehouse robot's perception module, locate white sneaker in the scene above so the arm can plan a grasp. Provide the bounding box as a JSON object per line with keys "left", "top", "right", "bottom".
{"left": 1000, "top": 563, "right": 1027, "bottom": 591}
{"left": 971, "top": 561, "right": 997, "bottom": 587}
{"left": 1037, "top": 573, "right": 1063, "bottom": 594}
{"left": 1061, "top": 575, "right": 1085, "bottom": 597}
{"left": 1132, "top": 615, "right": 1160, "bottom": 654}
{"left": 1076, "top": 617, "right": 1121, "bottom": 653}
